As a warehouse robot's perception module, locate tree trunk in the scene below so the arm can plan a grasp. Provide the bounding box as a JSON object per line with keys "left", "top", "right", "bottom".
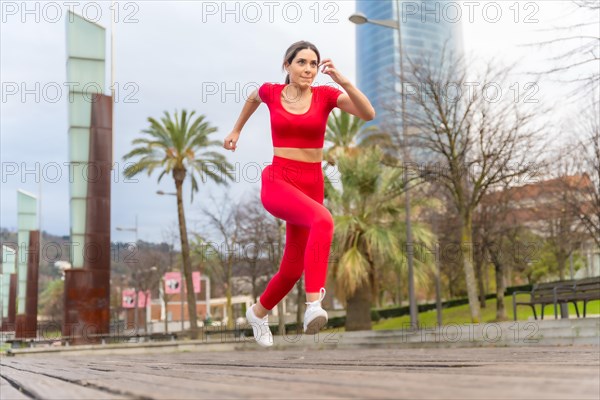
{"left": 277, "top": 301, "right": 286, "bottom": 336}
{"left": 345, "top": 280, "right": 372, "bottom": 331}
{"left": 134, "top": 289, "right": 139, "bottom": 332}
{"left": 475, "top": 256, "right": 486, "bottom": 309}
{"left": 490, "top": 249, "right": 507, "bottom": 321}
{"left": 461, "top": 211, "right": 481, "bottom": 322}
{"left": 556, "top": 251, "right": 567, "bottom": 281}
{"left": 143, "top": 293, "right": 148, "bottom": 333}
{"left": 225, "top": 233, "right": 237, "bottom": 330}
{"left": 251, "top": 262, "right": 258, "bottom": 304}
{"left": 435, "top": 244, "right": 443, "bottom": 326}
{"left": 296, "top": 279, "right": 303, "bottom": 330}
{"left": 484, "top": 257, "right": 489, "bottom": 297}
{"left": 494, "top": 260, "right": 507, "bottom": 321}
{"left": 447, "top": 274, "right": 454, "bottom": 298}
{"left": 162, "top": 285, "right": 169, "bottom": 334}
{"left": 226, "top": 259, "right": 233, "bottom": 330}
{"left": 174, "top": 172, "right": 199, "bottom": 339}
{"left": 396, "top": 269, "right": 403, "bottom": 306}
{"left": 369, "top": 253, "right": 379, "bottom": 309}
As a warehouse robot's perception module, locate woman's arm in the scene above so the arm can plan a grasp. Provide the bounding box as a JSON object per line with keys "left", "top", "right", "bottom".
{"left": 318, "top": 58, "right": 375, "bottom": 121}
{"left": 223, "top": 89, "right": 262, "bottom": 152}
{"left": 336, "top": 82, "right": 376, "bottom": 121}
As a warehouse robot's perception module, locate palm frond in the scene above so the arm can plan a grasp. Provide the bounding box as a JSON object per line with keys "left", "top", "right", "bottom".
{"left": 335, "top": 246, "right": 370, "bottom": 297}
{"left": 122, "top": 108, "right": 230, "bottom": 194}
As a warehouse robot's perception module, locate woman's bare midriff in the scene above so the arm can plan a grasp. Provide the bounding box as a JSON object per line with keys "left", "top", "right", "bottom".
{"left": 273, "top": 147, "right": 323, "bottom": 163}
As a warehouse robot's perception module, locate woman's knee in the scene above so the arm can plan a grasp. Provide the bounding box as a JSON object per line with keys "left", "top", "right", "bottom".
{"left": 313, "top": 210, "right": 334, "bottom": 234}
{"left": 277, "top": 268, "right": 303, "bottom": 284}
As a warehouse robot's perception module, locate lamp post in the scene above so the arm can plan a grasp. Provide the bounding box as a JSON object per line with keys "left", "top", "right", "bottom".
{"left": 116, "top": 214, "right": 139, "bottom": 243}
{"left": 157, "top": 190, "right": 185, "bottom": 332}
{"left": 156, "top": 190, "right": 176, "bottom": 196}
{"left": 350, "top": 5, "right": 419, "bottom": 329}
{"left": 116, "top": 215, "right": 139, "bottom": 330}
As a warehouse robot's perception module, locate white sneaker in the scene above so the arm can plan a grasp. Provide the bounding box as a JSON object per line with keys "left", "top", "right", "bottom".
{"left": 246, "top": 304, "right": 273, "bottom": 347}
{"left": 304, "top": 288, "right": 328, "bottom": 334}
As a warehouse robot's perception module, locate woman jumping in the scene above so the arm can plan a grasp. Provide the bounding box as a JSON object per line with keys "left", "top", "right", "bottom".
{"left": 223, "top": 40, "right": 375, "bottom": 347}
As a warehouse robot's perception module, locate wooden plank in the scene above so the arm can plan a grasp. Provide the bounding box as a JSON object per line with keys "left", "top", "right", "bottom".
{"left": 0, "top": 376, "right": 31, "bottom": 400}
{"left": 1, "top": 346, "right": 598, "bottom": 399}
{"left": 2, "top": 358, "right": 301, "bottom": 400}
{"left": 0, "top": 365, "right": 128, "bottom": 400}
{"left": 1, "top": 357, "right": 590, "bottom": 399}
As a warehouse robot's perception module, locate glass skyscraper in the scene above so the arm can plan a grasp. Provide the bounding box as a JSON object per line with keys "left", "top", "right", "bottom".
{"left": 356, "top": 0, "right": 464, "bottom": 154}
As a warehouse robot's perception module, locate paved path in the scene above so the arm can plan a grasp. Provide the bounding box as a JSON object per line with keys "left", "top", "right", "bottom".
{"left": 1, "top": 346, "right": 598, "bottom": 399}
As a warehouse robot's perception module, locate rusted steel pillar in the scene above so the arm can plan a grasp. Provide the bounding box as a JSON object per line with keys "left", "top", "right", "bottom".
{"left": 14, "top": 315, "right": 27, "bottom": 338}
{"left": 24, "top": 230, "right": 40, "bottom": 338}
{"left": 63, "top": 269, "right": 111, "bottom": 345}
{"left": 15, "top": 231, "right": 40, "bottom": 339}
{"left": 62, "top": 94, "right": 112, "bottom": 345}
{"left": 1, "top": 274, "right": 17, "bottom": 331}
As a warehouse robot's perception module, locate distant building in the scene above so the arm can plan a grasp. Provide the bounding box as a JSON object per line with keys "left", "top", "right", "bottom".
{"left": 482, "top": 174, "right": 599, "bottom": 278}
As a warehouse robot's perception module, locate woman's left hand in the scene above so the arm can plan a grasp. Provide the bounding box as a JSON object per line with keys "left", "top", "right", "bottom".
{"left": 319, "top": 58, "right": 349, "bottom": 86}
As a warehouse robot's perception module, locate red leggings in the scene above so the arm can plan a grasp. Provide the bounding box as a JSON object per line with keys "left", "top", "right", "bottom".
{"left": 258, "top": 155, "right": 334, "bottom": 310}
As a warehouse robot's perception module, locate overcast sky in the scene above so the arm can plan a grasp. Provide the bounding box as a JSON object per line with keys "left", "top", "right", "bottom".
{"left": 1, "top": 1, "right": 596, "bottom": 248}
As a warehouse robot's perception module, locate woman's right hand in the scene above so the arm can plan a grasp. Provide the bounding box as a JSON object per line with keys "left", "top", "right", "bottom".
{"left": 223, "top": 131, "right": 240, "bottom": 152}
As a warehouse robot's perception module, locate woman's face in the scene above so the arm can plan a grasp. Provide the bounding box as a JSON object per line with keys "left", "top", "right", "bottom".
{"left": 285, "top": 48, "right": 319, "bottom": 89}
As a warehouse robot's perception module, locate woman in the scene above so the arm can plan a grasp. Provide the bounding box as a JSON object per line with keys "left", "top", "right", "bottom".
{"left": 223, "top": 41, "right": 375, "bottom": 347}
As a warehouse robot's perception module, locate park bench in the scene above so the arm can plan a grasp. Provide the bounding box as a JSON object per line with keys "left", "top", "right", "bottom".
{"left": 513, "top": 277, "right": 600, "bottom": 321}
{"left": 512, "top": 280, "right": 576, "bottom": 321}
{"left": 555, "top": 276, "right": 600, "bottom": 318}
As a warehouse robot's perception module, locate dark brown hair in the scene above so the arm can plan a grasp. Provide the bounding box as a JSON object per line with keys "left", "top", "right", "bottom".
{"left": 282, "top": 41, "right": 321, "bottom": 84}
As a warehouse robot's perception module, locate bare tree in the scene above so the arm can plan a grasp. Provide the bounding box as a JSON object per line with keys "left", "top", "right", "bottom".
{"left": 544, "top": 205, "right": 587, "bottom": 280}
{"left": 397, "top": 47, "right": 544, "bottom": 322}
{"left": 567, "top": 94, "right": 600, "bottom": 246}
{"left": 428, "top": 191, "right": 464, "bottom": 300}
{"left": 214, "top": 190, "right": 286, "bottom": 334}
{"left": 522, "top": 1, "right": 599, "bottom": 101}
{"left": 271, "top": 218, "right": 286, "bottom": 335}
{"left": 199, "top": 192, "right": 244, "bottom": 330}
{"left": 236, "top": 193, "right": 275, "bottom": 303}
{"left": 134, "top": 248, "right": 169, "bottom": 333}
{"left": 540, "top": 91, "right": 599, "bottom": 274}
{"left": 476, "top": 182, "right": 530, "bottom": 321}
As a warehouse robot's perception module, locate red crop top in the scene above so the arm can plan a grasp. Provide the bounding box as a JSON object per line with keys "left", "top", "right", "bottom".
{"left": 258, "top": 83, "right": 343, "bottom": 148}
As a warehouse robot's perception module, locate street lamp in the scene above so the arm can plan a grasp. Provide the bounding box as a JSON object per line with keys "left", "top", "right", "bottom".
{"left": 116, "top": 214, "right": 139, "bottom": 243}
{"left": 156, "top": 190, "right": 177, "bottom": 196}
{"left": 349, "top": 12, "right": 399, "bottom": 29}
{"left": 116, "top": 215, "right": 140, "bottom": 331}
{"left": 349, "top": 5, "right": 419, "bottom": 329}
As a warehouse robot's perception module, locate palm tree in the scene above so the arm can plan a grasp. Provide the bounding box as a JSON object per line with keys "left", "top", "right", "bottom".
{"left": 122, "top": 110, "right": 234, "bottom": 338}
{"left": 323, "top": 110, "right": 397, "bottom": 200}
{"left": 324, "top": 109, "right": 393, "bottom": 166}
{"left": 327, "top": 147, "right": 434, "bottom": 331}
{"left": 323, "top": 111, "right": 433, "bottom": 330}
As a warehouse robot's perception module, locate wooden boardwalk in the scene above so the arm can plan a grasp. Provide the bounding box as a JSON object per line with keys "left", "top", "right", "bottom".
{"left": 1, "top": 346, "right": 599, "bottom": 399}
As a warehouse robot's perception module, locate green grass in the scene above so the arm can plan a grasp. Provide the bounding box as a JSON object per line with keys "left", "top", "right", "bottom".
{"left": 320, "top": 295, "right": 600, "bottom": 333}
{"left": 40, "top": 330, "right": 62, "bottom": 341}
{"left": 0, "top": 342, "right": 10, "bottom": 353}
{"left": 373, "top": 295, "right": 600, "bottom": 330}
